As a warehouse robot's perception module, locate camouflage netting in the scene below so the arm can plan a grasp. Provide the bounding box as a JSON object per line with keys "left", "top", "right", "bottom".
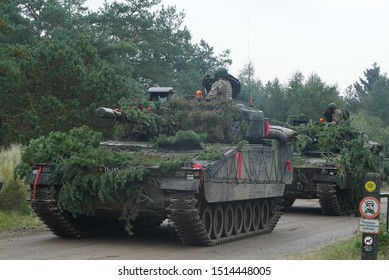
{"left": 292, "top": 119, "right": 382, "bottom": 201}
{"left": 114, "top": 98, "right": 244, "bottom": 144}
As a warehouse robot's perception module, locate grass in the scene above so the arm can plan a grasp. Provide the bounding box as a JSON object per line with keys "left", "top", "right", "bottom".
{"left": 0, "top": 144, "right": 31, "bottom": 213}
{"left": 0, "top": 211, "right": 44, "bottom": 232}
{"left": 0, "top": 143, "right": 21, "bottom": 181}
{"left": 0, "top": 144, "right": 45, "bottom": 232}
{"left": 293, "top": 222, "right": 389, "bottom": 260}
{"left": 293, "top": 235, "right": 362, "bottom": 260}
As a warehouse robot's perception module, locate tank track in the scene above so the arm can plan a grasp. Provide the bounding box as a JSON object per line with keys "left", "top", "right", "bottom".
{"left": 166, "top": 191, "right": 283, "bottom": 246}
{"left": 316, "top": 183, "right": 345, "bottom": 216}
{"left": 31, "top": 187, "right": 91, "bottom": 237}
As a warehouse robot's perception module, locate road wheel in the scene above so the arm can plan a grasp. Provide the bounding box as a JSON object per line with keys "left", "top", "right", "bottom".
{"left": 233, "top": 203, "right": 243, "bottom": 235}
{"left": 261, "top": 200, "right": 270, "bottom": 229}
{"left": 243, "top": 202, "right": 253, "bottom": 233}
{"left": 252, "top": 200, "right": 261, "bottom": 231}
{"left": 212, "top": 205, "right": 224, "bottom": 239}
{"left": 201, "top": 206, "right": 212, "bottom": 237}
{"left": 224, "top": 204, "right": 234, "bottom": 237}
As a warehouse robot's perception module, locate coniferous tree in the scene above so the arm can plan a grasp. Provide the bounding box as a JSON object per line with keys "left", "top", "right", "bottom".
{"left": 286, "top": 73, "right": 343, "bottom": 122}
{"left": 237, "top": 62, "right": 265, "bottom": 108}
{"left": 0, "top": 0, "right": 233, "bottom": 146}
{"left": 345, "top": 63, "right": 381, "bottom": 112}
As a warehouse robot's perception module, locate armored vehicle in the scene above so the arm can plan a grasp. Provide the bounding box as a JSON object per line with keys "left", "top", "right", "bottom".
{"left": 25, "top": 87, "right": 296, "bottom": 245}
{"left": 284, "top": 115, "right": 382, "bottom": 215}
{"left": 285, "top": 151, "right": 353, "bottom": 215}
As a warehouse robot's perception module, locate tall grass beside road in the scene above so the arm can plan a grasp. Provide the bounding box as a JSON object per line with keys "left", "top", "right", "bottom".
{"left": 0, "top": 144, "right": 30, "bottom": 212}
{"left": 0, "top": 144, "right": 44, "bottom": 231}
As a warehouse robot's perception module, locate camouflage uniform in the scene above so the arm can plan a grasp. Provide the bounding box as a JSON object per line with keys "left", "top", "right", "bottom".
{"left": 332, "top": 108, "right": 343, "bottom": 123}
{"left": 323, "top": 103, "right": 345, "bottom": 124}
{"left": 205, "top": 78, "right": 233, "bottom": 101}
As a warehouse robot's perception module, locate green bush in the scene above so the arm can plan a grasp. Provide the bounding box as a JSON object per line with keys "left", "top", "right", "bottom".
{"left": 0, "top": 144, "right": 30, "bottom": 213}
{"left": 0, "top": 180, "right": 30, "bottom": 213}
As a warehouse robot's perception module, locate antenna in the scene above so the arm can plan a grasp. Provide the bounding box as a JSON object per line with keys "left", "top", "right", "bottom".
{"left": 248, "top": 17, "right": 251, "bottom": 68}
{"left": 248, "top": 17, "right": 253, "bottom": 107}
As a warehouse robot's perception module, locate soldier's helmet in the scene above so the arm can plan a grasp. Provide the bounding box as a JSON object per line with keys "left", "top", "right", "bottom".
{"left": 215, "top": 67, "right": 229, "bottom": 78}
{"left": 327, "top": 103, "right": 337, "bottom": 109}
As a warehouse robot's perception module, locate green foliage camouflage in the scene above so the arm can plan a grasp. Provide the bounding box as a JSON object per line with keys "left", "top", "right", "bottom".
{"left": 15, "top": 126, "right": 189, "bottom": 233}
{"left": 114, "top": 98, "right": 243, "bottom": 144}
{"left": 154, "top": 130, "right": 207, "bottom": 148}
{"left": 293, "top": 120, "right": 359, "bottom": 154}
{"left": 293, "top": 119, "right": 382, "bottom": 201}
{"left": 236, "top": 140, "right": 249, "bottom": 151}
{"left": 196, "top": 147, "right": 224, "bottom": 161}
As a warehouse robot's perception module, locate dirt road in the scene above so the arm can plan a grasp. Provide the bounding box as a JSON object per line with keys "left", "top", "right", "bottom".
{"left": 1, "top": 198, "right": 377, "bottom": 260}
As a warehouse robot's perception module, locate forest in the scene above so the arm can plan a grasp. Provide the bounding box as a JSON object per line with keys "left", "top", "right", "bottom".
{"left": 1, "top": 0, "right": 389, "bottom": 150}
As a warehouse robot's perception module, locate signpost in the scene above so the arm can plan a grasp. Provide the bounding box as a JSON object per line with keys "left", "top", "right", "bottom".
{"left": 360, "top": 173, "right": 381, "bottom": 260}
{"left": 359, "top": 196, "right": 380, "bottom": 219}
{"left": 359, "top": 219, "right": 380, "bottom": 234}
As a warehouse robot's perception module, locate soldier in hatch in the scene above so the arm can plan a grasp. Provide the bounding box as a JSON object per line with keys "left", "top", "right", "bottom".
{"left": 323, "top": 103, "right": 348, "bottom": 124}
{"left": 205, "top": 67, "right": 233, "bottom": 102}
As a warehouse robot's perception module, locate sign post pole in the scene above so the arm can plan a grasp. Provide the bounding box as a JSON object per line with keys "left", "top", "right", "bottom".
{"left": 360, "top": 173, "right": 381, "bottom": 260}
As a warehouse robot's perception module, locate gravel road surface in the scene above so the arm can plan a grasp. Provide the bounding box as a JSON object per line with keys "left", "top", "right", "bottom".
{"left": 2, "top": 198, "right": 380, "bottom": 260}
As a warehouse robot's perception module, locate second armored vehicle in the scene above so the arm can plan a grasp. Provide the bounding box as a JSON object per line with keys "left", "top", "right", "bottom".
{"left": 284, "top": 115, "right": 382, "bottom": 215}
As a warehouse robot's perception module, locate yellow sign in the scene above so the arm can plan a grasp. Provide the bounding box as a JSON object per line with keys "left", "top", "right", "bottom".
{"left": 365, "top": 181, "right": 376, "bottom": 193}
